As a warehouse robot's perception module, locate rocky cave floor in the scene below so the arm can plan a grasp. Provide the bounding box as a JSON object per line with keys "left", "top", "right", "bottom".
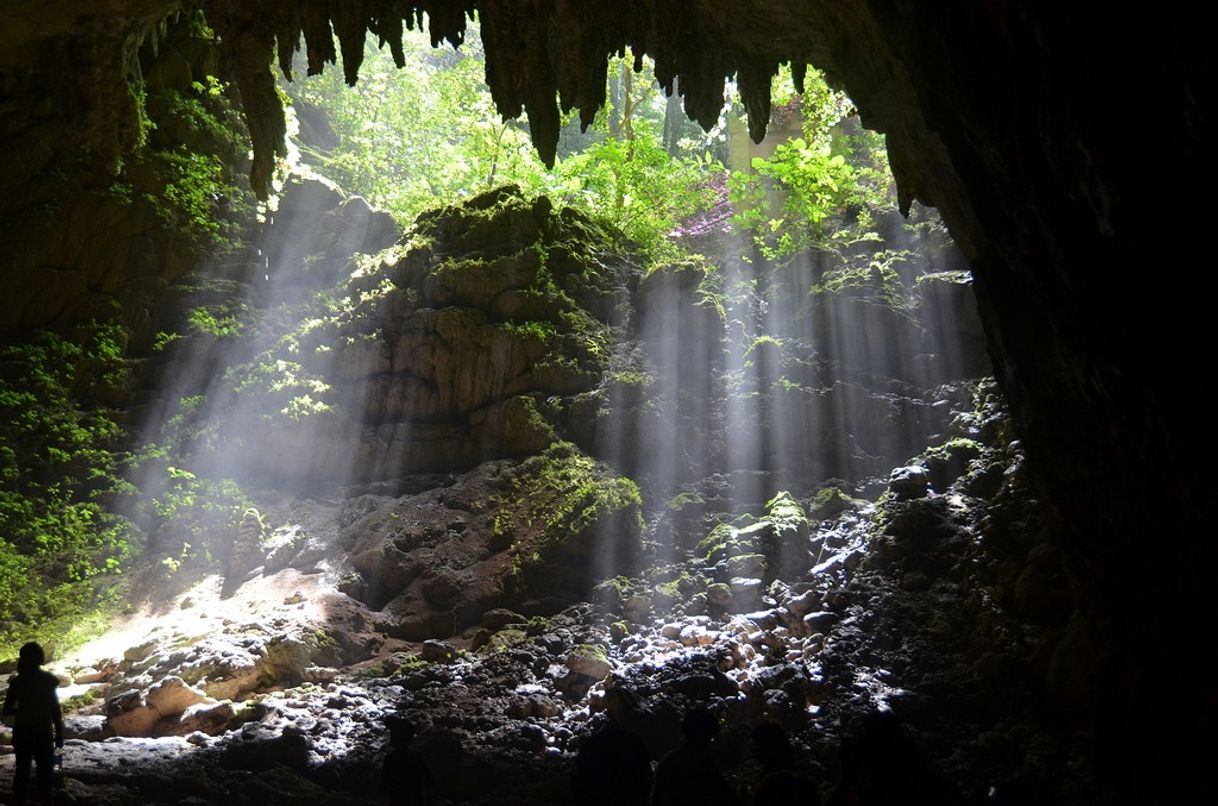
{"left": 0, "top": 385, "right": 1091, "bottom": 805}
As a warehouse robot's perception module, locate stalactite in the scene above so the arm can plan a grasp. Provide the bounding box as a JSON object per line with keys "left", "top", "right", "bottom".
{"left": 332, "top": 1, "right": 369, "bottom": 87}
{"left": 199, "top": 0, "right": 786, "bottom": 196}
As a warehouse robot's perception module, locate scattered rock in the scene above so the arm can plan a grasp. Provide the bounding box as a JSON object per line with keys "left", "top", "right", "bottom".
{"left": 480, "top": 608, "right": 527, "bottom": 631}
{"left": 420, "top": 640, "right": 458, "bottom": 663}
{"left": 706, "top": 583, "right": 732, "bottom": 607}
{"left": 146, "top": 676, "right": 210, "bottom": 718}
{"left": 623, "top": 593, "right": 652, "bottom": 624}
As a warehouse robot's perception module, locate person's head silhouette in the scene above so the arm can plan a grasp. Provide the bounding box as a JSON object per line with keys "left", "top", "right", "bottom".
{"left": 17, "top": 642, "right": 45, "bottom": 674}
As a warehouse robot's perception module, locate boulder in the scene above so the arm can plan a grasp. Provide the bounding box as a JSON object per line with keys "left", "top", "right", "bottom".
{"left": 420, "top": 640, "right": 457, "bottom": 663}
{"left": 225, "top": 187, "right": 631, "bottom": 483}
{"left": 146, "top": 676, "right": 210, "bottom": 718}
{"left": 105, "top": 690, "right": 159, "bottom": 737}
{"left": 889, "top": 465, "right": 931, "bottom": 499}
{"left": 566, "top": 645, "right": 611, "bottom": 679}
{"left": 168, "top": 701, "right": 236, "bottom": 737}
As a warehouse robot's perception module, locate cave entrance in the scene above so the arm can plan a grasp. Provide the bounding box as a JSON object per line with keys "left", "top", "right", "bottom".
{"left": 111, "top": 14, "right": 994, "bottom": 643}
{"left": 4, "top": 11, "right": 1017, "bottom": 804}
{"left": 261, "top": 19, "right": 991, "bottom": 551}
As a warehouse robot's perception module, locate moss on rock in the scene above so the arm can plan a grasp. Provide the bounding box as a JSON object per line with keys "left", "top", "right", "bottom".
{"left": 496, "top": 442, "right": 645, "bottom": 604}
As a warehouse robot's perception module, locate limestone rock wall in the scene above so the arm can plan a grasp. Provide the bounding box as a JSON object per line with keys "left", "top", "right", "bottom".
{"left": 202, "top": 185, "right": 633, "bottom": 485}
{"left": 2, "top": 9, "right": 256, "bottom": 339}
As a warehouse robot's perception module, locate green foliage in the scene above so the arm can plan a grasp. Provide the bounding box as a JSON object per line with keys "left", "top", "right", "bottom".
{"left": 187, "top": 304, "right": 243, "bottom": 338}
{"left": 108, "top": 28, "right": 254, "bottom": 254}
{"left": 549, "top": 111, "right": 721, "bottom": 257}
{"left": 808, "top": 247, "right": 918, "bottom": 320}
{"left": 493, "top": 443, "right": 643, "bottom": 584}
{"left": 501, "top": 320, "right": 558, "bottom": 343}
{"left": 728, "top": 67, "right": 894, "bottom": 262}
{"left": 501, "top": 442, "right": 643, "bottom": 540}
{"left": 921, "top": 437, "right": 983, "bottom": 459}
{"left": 61, "top": 688, "right": 97, "bottom": 713}
{"left": 150, "top": 148, "right": 236, "bottom": 244}
{"left": 0, "top": 323, "right": 134, "bottom": 655}
{"left": 745, "top": 334, "right": 784, "bottom": 358}
{"left": 570, "top": 643, "right": 609, "bottom": 664}
{"left": 128, "top": 80, "right": 153, "bottom": 151}
{"left": 695, "top": 523, "right": 735, "bottom": 564}
{"left": 119, "top": 455, "right": 250, "bottom": 579}
{"left": 666, "top": 491, "right": 705, "bottom": 511}
{"left": 284, "top": 33, "right": 540, "bottom": 223}
{"left": 766, "top": 491, "right": 809, "bottom": 534}
{"left": 152, "top": 330, "right": 182, "bottom": 351}
{"left": 810, "top": 485, "right": 859, "bottom": 519}
{"left": 284, "top": 35, "right": 722, "bottom": 261}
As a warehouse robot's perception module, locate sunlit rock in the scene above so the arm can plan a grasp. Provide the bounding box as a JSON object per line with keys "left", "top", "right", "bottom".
{"left": 888, "top": 465, "right": 931, "bottom": 499}
{"left": 784, "top": 589, "right": 821, "bottom": 618}
{"left": 167, "top": 701, "right": 236, "bottom": 738}
{"left": 222, "top": 187, "right": 634, "bottom": 482}
{"left": 337, "top": 445, "right": 641, "bottom": 641}
{"left": 145, "top": 676, "right": 211, "bottom": 719}
{"left": 566, "top": 645, "right": 611, "bottom": 680}
{"left": 726, "top": 553, "right": 767, "bottom": 578}
{"left": 105, "top": 689, "right": 160, "bottom": 737}
{"left": 622, "top": 593, "right": 652, "bottom": 624}
{"left": 223, "top": 507, "right": 266, "bottom": 594}
{"left": 802, "top": 611, "right": 839, "bottom": 635}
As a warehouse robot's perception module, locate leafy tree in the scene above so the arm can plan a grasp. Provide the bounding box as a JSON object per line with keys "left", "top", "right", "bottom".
{"left": 727, "top": 66, "right": 895, "bottom": 262}
{"left": 283, "top": 31, "right": 547, "bottom": 222}
{"left": 0, "top": 324, "right": 134, "bottom": 654}
{"left": 281, "top": 30, "right": 724, "bottom": 258}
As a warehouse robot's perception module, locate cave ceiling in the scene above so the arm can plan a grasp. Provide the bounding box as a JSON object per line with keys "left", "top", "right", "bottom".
{"left": 3, "top": 2, "right": 958, "bottom": 240}
{"left": 199, "top": 0, "right": 889, "bottom": 207}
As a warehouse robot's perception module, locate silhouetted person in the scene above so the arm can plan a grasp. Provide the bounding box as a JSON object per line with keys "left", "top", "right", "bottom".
{"left": 751, "top": 722, "right": 795, "bottom": 776}
{"left": 3, "top": 642, "right": 64, "bottom": 805}
{"left": 381, "top": 717, "right": 433, "bottom": 806}
{"left": 653, "top": 708, "right": 739, "bottom": 806}
{"left": 572, "top": 687, "right": 652, "bottom": 806}
{"left": 749, "top": 722, "right": 819, "bottom": 805}
{"left": 827, "top": 710, "right": 964, "bottom": 806}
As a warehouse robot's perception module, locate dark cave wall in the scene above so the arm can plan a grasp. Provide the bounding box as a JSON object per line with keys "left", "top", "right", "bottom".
{"left": 2, "top": 0, "right": 1212, "bottom": 791}
{"left": 826, "top": 6, "right": 1214, "bottom": 773}
{"left": 1, "top": 3, "right": 253, "bottom": 341}
{"left": 2, "top": 2, "right": 167, "bottom": 332}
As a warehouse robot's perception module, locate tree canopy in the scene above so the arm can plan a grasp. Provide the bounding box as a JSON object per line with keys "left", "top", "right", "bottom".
{"left": 279, "top": 23, "right": 895, "bottom": 262}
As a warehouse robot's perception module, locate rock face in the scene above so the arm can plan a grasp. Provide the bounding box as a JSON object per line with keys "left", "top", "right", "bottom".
{"left": 256, "top": 176, "right": 400, "bottom": 306}
{"left": 219, "top": 186, "right": 633, "bottom": 484}
{"left": 190, "top": 184, "right": 971, "bottom": 511}
{"left": 0, "top": 13, "right": 256, "bottom": 340}
{"left": 338, "top": 443, "right": 643, "bottom": 640}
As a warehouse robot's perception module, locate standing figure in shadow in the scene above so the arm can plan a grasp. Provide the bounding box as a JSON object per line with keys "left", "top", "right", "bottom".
{"left": 381, "top": 716, "right": 434, "bottom": 806}
{"left": 652, "top": 708, "right": 740, "bottom": 806}
{"left": 827, "top": 709, "right": 964, "bottom": 806}
{"left": 572, "top": 687, "right": 653, "bottom": 805}
{"left": 3, "top": 642, "right": 65, "bottom": 805}
{"left": 749, "top": 722, "right": 819, "bottom": 805}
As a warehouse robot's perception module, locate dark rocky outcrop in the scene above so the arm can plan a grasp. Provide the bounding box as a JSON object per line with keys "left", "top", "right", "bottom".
{"left": 8, "top": 382, "right": 1096, "bottom": 804}
{"left": 336, "top": 445, "right": 643, "bottom": 640}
